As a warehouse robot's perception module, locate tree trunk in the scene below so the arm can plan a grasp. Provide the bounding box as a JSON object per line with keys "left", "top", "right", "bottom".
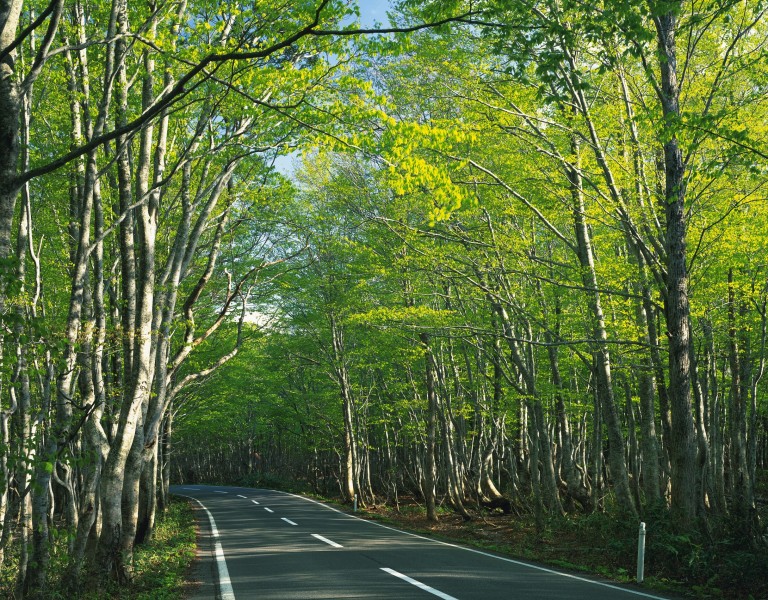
{"left": 653, "top": 3, "right": 698, "bottom": 527}
{"left": 158, "top": 409, "right": 173, "bottom": 512}
{"left": 331, "top": 315, "right": 358, "bottom": 504}
{"left": 568, "top": 135, "right": 636, "bottom": 516}
{"left": 421, "top": 333, "right": 438, "bottom": 522}
{"left": 727, "top": 269, "right": 756, "bottom": 536}
{"left": 0, "top": 0, "right": 23, "bottom": 271}
{"left": 435, "top": 342, "right": 471, "bottom": 520}
{"left": 546, "top": 293, "right": 592, "bottom": 512}
{"left": 632, "top": 271, "right": 662, "bottom": 505}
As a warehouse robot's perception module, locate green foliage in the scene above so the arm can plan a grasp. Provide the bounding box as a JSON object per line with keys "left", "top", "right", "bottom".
{"left": 238, "top": 471, "right": 313, "bottom": 494}
{"left": 152, "top": 3, "right": 768, "bottom": 598}
{"left": 128, "top": 501, "right": 198, "bottom": 600}
{"left": 0, "top": 501, "right": 195, "bottom": 599}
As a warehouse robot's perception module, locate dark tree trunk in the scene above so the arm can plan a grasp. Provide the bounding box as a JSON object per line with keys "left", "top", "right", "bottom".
{"left": 653, "top": 4, "right": 698, "bottom": 526}
{"left": 421, "top": 333, "right": 438, "bottom": 522}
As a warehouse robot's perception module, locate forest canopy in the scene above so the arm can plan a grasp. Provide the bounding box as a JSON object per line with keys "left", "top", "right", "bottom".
{"left": 0, "top": 0, "right": 767, "bottom": 597}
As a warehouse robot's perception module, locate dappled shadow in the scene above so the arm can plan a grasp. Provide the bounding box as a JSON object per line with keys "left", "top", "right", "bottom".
{"left": 171, "top": 485, "right": 672, "bottom": 600}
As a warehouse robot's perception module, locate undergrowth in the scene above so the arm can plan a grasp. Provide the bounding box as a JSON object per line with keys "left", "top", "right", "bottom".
{"left": 123, "top": 499, "right": 197, "bottom": 600}
{"left": 353, "top": 496, "right": 768, "bottom": 600}
{"left": 0, "top": 498, "right": 196, "bottom": 599}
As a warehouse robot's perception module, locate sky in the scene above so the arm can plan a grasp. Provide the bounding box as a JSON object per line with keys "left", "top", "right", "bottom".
{"left": 356, "top": 0, "right": 394, "bottom": 27}
{"left": 273, "top": 0, "right": 395, "bottom": 175}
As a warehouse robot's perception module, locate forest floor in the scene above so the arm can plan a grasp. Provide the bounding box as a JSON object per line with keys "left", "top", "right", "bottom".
{"left": 351, "top": 497, "right": 768, "bottom": 600}
{"left": 0, "top": 498, "right": 196, "bottom": 599}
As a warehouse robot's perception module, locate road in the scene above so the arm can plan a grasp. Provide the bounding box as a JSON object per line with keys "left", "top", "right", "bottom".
{"left": 171, "top": 484, "right": 674, "bottom": 600}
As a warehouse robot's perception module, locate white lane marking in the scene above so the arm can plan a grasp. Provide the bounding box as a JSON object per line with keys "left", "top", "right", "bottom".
{"left": 182, "top": 487, "right": 200, "bottom": 490}
{"left": 237, "top": 495, "right": 247, "bottom": 499}
{"left": 382, "top": 568, "right": 458, "bottom": 600}
{"left": 251, "top": 500, "right": 260, "bottom": 505}
{"left": 281, "top": 518, "right": 298, "bottom": 526}
{"left": 311, "top": 534, "right": 343, "bottom": 548}
{"left": 264, "top": 507, "right": 274, "bottom": 513}
{"left": 178, "top": 495, "right": 235, "bottom": 600}
{"left": 278, "top": 490, "right": 668, "bottom": 600}
{"left": 214, "top": 491, "right": 228, "bottom": 494}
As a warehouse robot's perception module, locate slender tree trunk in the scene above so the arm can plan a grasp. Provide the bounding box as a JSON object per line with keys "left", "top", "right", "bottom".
{"left": 101, "top": 1, "right": 159, "bottom": 578}
{"left": 158, "top": 408, "right": 173, "bottom": 512}
{"left": 590, "top": 380, "right": 603, "bottom": 511}
{"left": 527, "top": 399, "right": 545, "bottom": 531}
{"left": 727, "top": 269, "right": 755, "bottom": 535}
{"left": 493, "top": 300, "right": 563, "bottom": 515}
{"left": 482, "top": 328, "right": 508, "bottom": 502}
{"left": 653, "top": 3, "right": 699, "bottom": 526}
{"left": 568, "top": 135, "right": 636, "bottom": 516}
{"left": 623, "top": 379, "right": 641, "bottom": 507}
{"left": 435, "top": 343, "right": 471, "bottom": 520}
{"left": 747, "top": 295, "right": 766, "bottom": 529}
{"left": 421, "top": 333, "right": 438, "bottom": 522}
{"left": 690, "top": 333, "right": 715, "bottom": 519}
{"left": 0, "top": 0, "right": 23, "bottom": 273}
{"left": 545, "top": 292, "right": 592, "bottom": 512}
{"left": 632, "top": 269, "right": 662, "bottom": 505}
{"left": 97, "top": 125, "right": 158, "bottom": 581}
{"left": 23, "top": 415, "right": 57, "bottom": 597}
{"left": 330, "top": 315, "right": 358, "bottom": 503}
{"left": 702, "top": 319, "right": 727, "bottom": 513}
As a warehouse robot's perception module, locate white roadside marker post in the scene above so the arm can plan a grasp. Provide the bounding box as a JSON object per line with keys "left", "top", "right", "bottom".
{"left": 637, "top": 522, "right": 646, "bottom": 584}
{"left": 353, "top": 493, "right": 358, "bottom": 512}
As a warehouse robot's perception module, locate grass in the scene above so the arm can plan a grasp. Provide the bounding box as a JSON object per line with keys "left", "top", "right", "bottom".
{"left": 80, "top": 498, "right": 198, "bottom": 599}
{"left": 123, "top": 499, "right": 197, "bottom": 600}
{"left": 0, "top": 498, "right": 197, "bottom": 599}
{"left": 347, "top": 497, "right": 768, "bottom": 600}
{"left": 9, "top": 482, "right": 759, "bottom": 599}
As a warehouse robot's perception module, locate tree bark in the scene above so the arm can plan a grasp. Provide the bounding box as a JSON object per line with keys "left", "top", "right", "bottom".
{"left": 652, "top": 1, "right": 699, "bottom": 527}
{"left": 568, "top": 134, "right": 636, "bottom": 516}
{"left": 421, "top": 333, "right": 438, "bottom": 522}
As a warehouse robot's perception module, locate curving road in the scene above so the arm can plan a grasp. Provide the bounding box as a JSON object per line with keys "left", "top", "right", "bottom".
{"left": 171, "top": 485, "right": 675, "bottom": 600}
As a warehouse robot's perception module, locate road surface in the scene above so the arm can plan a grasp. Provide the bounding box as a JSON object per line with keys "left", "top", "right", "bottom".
{"left": 171, "top": 484, "right": 674, "bottom": 600}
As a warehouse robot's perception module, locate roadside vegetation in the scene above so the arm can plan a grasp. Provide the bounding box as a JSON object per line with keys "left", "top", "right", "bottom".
{"left": 2, "top": 0, "right": 767, "bottom": 596}
{"left": 0, "top": 499, "right": 196, "bottom": 599}
{"left": 358, "top": 498, "right": 768, "bottom": 600}
{"left": 207, "top": 474, "right": 768, "bottom": 600}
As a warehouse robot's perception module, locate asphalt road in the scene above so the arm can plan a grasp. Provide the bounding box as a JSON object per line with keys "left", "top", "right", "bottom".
{"left": 171, "top": 484, "right": 674, "bottom": 600}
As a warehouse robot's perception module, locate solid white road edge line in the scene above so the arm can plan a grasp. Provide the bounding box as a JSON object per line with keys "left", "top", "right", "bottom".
{"left": 177, "top": 495, "right": 235, "bottom": 600}
{"left": 311, "top": 534, "right": 343, "bottom": 548}
{"left": 279, "top": 490, "right": 668, "bottom": 600}
{"left": 264, "top": 507, "right": 274, "bottom": 513}
{"left": 381, "top": 568, "right": 459, "bottom": 600}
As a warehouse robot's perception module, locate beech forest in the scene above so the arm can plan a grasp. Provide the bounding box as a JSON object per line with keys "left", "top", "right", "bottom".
{"left": 0, "top": 0, "right": 767, "bottom": 597}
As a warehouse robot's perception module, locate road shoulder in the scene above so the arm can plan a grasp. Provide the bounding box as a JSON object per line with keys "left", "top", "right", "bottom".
{"left": 182, "top": 500, "right": 219, "bottom": 600}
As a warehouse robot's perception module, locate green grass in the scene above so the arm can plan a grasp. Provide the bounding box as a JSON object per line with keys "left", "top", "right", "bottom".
{"left": 0, "top": 498, "right": 197, "bottom": 599}
{"left": 344, "top": 497, "right": 768, "bottom": 600}
{"left": 76, "top": 498, "right": 198, "bottom": 599}
{"left": 126, "top": 499, "right": 197, "bottom": 600}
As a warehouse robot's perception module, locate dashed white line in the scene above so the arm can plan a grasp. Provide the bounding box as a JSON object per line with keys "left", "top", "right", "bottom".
{"left": 381, "top": 568, "right": 457, "bottom": 600}
{"left": 311, "top": 534, "right": 343, "bottom": 548}
{"left": 214, "top": 491, "right": 228, "bottom": 494}
{"left": 264, "top": 507, "right": 274, "bottom": 513}
{"left": 182, "top": 487, "right": 200, "bottom": 490}
{"left": 237, "top": 495, "right": 247, "bottom": 499}
{"left": 251, "top": 500, "right": 260, "bottom": 505}
{"left": 279, "top": 489, "right": 668, "bottom": 600}
{"left": 281, "top": 518, "right": 298, "bottom": 526}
